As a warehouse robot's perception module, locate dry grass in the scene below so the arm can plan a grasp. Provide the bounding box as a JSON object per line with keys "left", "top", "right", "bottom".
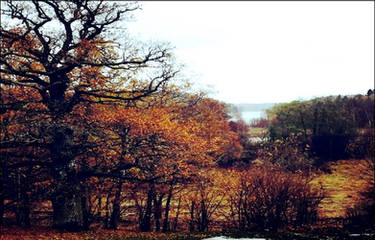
{"left": 311, "top": 159, "right": 373, "bottom": 219}
{"left": 248, "top": 127, "right": 267, "bottom": 138}
{"left": 0, "top": 226, "right": 213, "bottom": 240}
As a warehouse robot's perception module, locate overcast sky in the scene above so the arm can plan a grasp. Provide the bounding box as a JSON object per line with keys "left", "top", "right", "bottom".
{"left": 127, "top": 2, "right": 374, "bottom": 104}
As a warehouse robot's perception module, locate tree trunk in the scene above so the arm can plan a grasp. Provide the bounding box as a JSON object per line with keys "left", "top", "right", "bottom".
{"left": 12, "top": 170, "right": 31, "bottom": 228}
{"left": 109, "top": 181, "right": 123, "bottom": 230}
{"left": 162, "top": 186, "right": 173, "bottom": 232}
{"left": 0, "top": 188, "right": 3, "bottom": 226}
{"left": 98, "top": 196, "right": 102, "bottom": 218}
{"left": 140, "top": 185, "right": 154, "bottom": 232}
{"left": 50, "top": 126, "right": 84, "bottom": 231}
{"left": 189, "top": 201, "right": 195, "bottom": 232}
{"left": 104, "top": 194, "right": 111, "bottom": 229}
{"left": 16, "top": 198, "right": 30, "bottom": 227}
{"left": 154, "top": 193, "right": 164, "bottom": 232}
{"left": 172, "top": 195, "right": 182, "bottom": 231}
{"left": 0, "top": 155, "right": 5, "bottom": 226}
{"left": 52, "top": 182, "right": 84, "bottom": 231}
{"left": 81, "top": 183, "right": 90, "bottom": 230}
{"left": 17, "top": 171, "right": 30, "bottom": 227}
{"left": 200, "top": 199, "right": 208, "bottom": 232}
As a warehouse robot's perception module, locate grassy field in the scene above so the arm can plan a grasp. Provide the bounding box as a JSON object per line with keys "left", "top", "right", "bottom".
{"left": 311, "top": 159, "right": 373, "bottom": 219}
{"left": 248, "top": 127, "right": 268, "bottom": 138}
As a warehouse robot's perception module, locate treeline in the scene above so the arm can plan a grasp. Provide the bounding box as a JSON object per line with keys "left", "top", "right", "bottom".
{"left": 268, "top": 92, "right": 374, "bottom": 162}
{"left": 247, "top": 92, "right": 374, "bottom": 167}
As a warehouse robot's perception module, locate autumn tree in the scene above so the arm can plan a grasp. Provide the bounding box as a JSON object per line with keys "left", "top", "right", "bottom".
{"left": 91, "top": 105, "right": 211, "bottom": 231}
{"left": 1, "top": 1, "right": 178, "bottom": 231}
{"left": 175, "top": 98, "right": 242, "bottom": 165}
{"left": 118, "top": 97, "right": 241, "bottom": 232}
{"left": 0, "top": 85, "right": 53, "bottom": 227}
{"left": 102, "top": 96, "right": 241, "bottom": 232}
{"left": 185, "top": 169, "right": 227, "bottom": 232}
{"left": 228, "top": 120, "right": 256, "bottom": 166}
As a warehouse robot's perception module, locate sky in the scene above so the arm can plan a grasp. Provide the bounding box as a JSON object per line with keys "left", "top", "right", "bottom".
{"left": 125, "top": 1, "right": 374, "bottom": 104}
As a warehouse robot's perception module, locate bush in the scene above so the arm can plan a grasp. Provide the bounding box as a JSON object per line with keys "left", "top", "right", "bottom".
{"left": 257, "top": 133, "right": 314, "bottom": 172}
{"left": 346, "top": 128, "right": 375, "bottom": 159}
{"left": 344, "top": 159, "right": 375, "bottom": 232}
{"left": 249, "top": 117, "right": 271, "bottom": 128}
{"left": 225, "top": 165, "right": 323, "bottom": 232}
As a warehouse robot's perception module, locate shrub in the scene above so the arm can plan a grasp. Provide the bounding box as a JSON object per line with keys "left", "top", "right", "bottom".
{"left": 225, "top": 165, "right": 323, "bottom": 232}
{"left": 257, "top": 133, "right": 314, "bottom": 172}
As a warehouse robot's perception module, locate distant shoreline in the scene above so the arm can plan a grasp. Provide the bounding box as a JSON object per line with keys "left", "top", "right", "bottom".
{"left": 241, "top": 110, "right": 265, "bottom": 122}
{"left": 232, "top": 103, "right": 276, "bottom": 122}
{"left": 234, "top": 103, "right": 277, "bottom": 112}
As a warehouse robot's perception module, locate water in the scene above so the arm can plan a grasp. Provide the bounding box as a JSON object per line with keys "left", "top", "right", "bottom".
{"left": 241, "top": 111, "right": 266, "bottom": 123}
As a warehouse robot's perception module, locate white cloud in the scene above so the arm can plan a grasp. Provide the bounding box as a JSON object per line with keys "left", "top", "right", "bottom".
{"left": 127, "top": 1, "right": 374, "bottom": 103}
